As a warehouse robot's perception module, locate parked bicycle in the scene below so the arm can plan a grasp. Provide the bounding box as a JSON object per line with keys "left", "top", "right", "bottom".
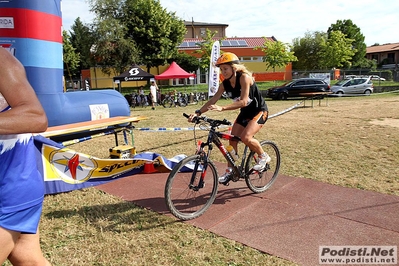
{"left": 190, "top": 92, "right": 206, "bottom": 105}
{"left": 125, "top": 93, "right": 148, "bottom": 108}
{"left": 164, "top": 113, "right": 281, "bottom": 220}
{"left": 161, "top": 94, "right": 175, "bottom": 108}
{"left": 175, "top": 91, "right": 188, "bottom": 107}
{"left": 161, "top": 91, "right": 188, "bottom": 108}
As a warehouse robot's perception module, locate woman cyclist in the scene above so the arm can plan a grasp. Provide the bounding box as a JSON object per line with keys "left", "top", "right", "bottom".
{"left": 188, "top": 52, "right": 270, "bottom": 184}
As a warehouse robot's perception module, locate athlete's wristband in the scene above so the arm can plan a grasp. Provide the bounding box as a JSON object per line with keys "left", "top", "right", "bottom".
{"left": 195, "top": 109, "right": 202, "bottom": 115}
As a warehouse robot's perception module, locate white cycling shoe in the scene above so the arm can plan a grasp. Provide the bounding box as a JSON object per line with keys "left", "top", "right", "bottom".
{"left": 219, "top": 167, "right": 233, "bottom": 184}
{"left": 253, "top": 154, "right": 271, "bottom": 171}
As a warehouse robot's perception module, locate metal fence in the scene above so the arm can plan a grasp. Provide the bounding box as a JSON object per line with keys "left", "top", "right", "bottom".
{"left": 66, "top": 68, "right": 399, "bottom": 93}
{"left": 292, "top": 68, "right": 398, "bottom": 82}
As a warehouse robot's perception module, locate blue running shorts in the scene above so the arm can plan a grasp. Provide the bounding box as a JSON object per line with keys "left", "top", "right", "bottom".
{"left": 0, "top": 203, "right": 43, "bottom": 234}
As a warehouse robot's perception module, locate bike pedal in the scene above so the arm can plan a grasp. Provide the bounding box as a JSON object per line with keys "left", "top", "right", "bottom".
{"left": 231, "top": 175, "right": 240, "bottom": 182}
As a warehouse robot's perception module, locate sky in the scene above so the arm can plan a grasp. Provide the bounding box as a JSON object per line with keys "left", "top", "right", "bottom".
{"left": 61, "top": 0, "right": 399, "bottom": 47}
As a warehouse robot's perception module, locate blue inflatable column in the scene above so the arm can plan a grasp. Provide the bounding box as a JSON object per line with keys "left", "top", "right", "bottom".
{"left": 0, "top": 0, "right": 130, "bottom": 126}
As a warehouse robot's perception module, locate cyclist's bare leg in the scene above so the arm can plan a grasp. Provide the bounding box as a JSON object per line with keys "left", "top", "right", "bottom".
{"left": 230, "top": 123, "right": 244, "bottom": 152}
{"left": 220, "top": 123, "right": 242, "bottom": 182}
{"left": 240, "top": 119, "right": 264, "bottom": 156}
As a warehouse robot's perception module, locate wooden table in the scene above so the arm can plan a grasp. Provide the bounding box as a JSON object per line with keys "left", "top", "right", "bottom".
{"left": 298, "top": 92, "right": 332, "bottom": 107}
{"left": 39, "top": 116, "right": 147, "bottom": 147}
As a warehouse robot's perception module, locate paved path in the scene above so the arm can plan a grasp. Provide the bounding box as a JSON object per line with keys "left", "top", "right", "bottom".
{"left": 97, "top": 164, "right": 399, "bottom": 265}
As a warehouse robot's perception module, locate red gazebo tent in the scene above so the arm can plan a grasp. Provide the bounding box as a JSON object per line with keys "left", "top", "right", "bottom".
{"left": 155, "top": 61, "right": 196, "bottom": 80}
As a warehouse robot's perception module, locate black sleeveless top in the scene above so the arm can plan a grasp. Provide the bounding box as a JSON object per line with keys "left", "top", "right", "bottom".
{"left": 222, "top": 72, "right": 268, "bottom": 118}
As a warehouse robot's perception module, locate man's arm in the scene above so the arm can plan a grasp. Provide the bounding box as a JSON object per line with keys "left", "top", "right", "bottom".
{"left": 0, "top": 48, "right": 48, "bottom": 134}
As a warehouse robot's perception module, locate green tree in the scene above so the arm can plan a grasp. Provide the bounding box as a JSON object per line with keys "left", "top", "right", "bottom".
{"left": 88, "top": 0, "right": 186, "bottom": 74}
{"left": 292, "top": 31, "right": 326, "bottom": 70}
{"left": 327, "top": 19, "right": 366, "bottom": 68}
{"left": 70, "top": 18, "right": 96, "bottom": 72}
{"left": 88, "top": 0, "right": 139, "bottom": 75}
{"left": 254, "top": 38, "right": 297, "bottom": 72}
{"left": 172, "top": 52, "right": 200, "bottom": 73}
{"left": 193, "top": 29, "right": 223, "bottom": 71}
{"left": 318, "top": 30, "right": 355, "bottom": 69}
{"left": 120, "top": 0, "right": 186, "bottom": 71}
{"left": 356, "top": 57, "right": 377, "bottom": 70}
{"left": 62, "top": 30, "right": 80, "bottom": 80}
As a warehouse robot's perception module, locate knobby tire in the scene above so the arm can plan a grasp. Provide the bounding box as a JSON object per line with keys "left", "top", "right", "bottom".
{"left": 165, "top": 155, "right": 219, "bottom": 220}
{"left": 245, "top": 140, "right": 281, "bottom": 193}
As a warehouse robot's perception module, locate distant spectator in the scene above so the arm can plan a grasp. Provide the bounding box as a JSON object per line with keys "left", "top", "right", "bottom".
{"left": 150, "top": 81, "right": 159, "bottom": 110}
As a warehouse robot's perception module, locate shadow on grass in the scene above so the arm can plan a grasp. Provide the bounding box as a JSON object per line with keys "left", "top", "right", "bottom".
{"left": 44, "top": 182, "right": 257, "bottom": 230}
{"left": 44, "top": 200, "right": 179, "bottom": 233}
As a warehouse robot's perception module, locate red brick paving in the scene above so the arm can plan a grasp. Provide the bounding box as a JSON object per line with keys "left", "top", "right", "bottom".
{"left": 97, "top": 164, "right": 399, "bottom": 265}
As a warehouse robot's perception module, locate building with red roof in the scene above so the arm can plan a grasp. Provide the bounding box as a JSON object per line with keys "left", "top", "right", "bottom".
{"left": 178, "top": 21, "right": 293, "bottom": 83}
{"left": 366, "top": 42, "right": 399, "bottom": 69}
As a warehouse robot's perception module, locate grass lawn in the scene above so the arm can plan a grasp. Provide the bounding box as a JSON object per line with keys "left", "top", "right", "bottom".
{"left": 3, "top": 91, "right": 398, "bottom": 266}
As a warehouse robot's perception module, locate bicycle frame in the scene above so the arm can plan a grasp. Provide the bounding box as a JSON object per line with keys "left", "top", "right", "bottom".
{"left": 165, "top": 114, "right": 281, "bottom": 220}
{"left": 197, "top": 124, "right": 253, "bottom": 181}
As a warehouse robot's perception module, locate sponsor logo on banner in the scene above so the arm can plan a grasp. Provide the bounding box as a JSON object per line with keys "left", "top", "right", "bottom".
{"left": 129, "top": 68, "right": 139, "bottom": 76}
{"left": 208, "top": 41, "right": 220, "bottom": 97}
{"left": 0, "top": 43, "right": 16, "bottom": 56}
{"left": 89, "top": 104, "right": 110, "bottom": 120}
{"left": 42, "top": 144, "right": 143, "bottom": 184}
{"left": 124, "top": 67, "right": 144, "bottom": 81}
{"left": 310, "top": 73, "right": 331, "bottom": 85}
{"left": 0, "top": 17, "right": 14, "bottom": 29}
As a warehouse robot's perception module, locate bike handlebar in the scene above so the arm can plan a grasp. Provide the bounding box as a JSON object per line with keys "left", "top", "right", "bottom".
{"left": 183, "top": 113, "right": 232, "bottom": 127}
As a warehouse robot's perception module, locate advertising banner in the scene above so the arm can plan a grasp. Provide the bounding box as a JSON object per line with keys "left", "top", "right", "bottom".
{"left": 208, "top": 41, "right": 220, "bottom": 97}
{"left": 34, "top": 135, "right": 191, "bottom": 194}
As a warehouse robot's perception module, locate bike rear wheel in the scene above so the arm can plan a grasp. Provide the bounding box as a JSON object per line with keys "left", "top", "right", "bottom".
{"left": 244, "top": 140, "right": 281, "bottom": 193}
{"left": 165, "top": 155, "right": 218, "bottom": 220}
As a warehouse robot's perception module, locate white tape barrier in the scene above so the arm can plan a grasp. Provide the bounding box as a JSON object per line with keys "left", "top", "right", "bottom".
{"left": 135, "top": 99, "right": 306, "bottom": 132}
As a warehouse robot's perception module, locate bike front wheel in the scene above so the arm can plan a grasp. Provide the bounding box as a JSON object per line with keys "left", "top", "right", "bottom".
{"left": 165, "top": 155, "right": 218, "bottom": 220}
{"left": 244, "top": 140, "right": 281, "bottom": 193}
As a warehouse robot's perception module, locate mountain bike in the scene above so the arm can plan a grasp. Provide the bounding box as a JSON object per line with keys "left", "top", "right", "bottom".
{"left": 162, "top": 92, "right": 188, "bottom": 108}
{"left": 190, "top": 92, "right": 206, "bottom": 105}
{"left": 175, "top": 91, "right": 188, "bottom": 107}
{"left": 164, "top": 113, "right": 281, "bottom": 220}
{"left": 161, "top": 94, "right": 175, "bottom": 108}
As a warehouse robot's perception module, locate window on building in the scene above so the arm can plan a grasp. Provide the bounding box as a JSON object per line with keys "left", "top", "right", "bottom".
{"left": 199, "top": 68, "right": 207, "bottom": 84}
{"left": 387, "top": 53, "right": 395, "bottom": 64}
{"left": 241, "top": 56, "right": 263, "bottom": 62}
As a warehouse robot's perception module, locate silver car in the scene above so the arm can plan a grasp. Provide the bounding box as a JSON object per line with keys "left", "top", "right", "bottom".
{"left": 331, "top": 78, "right": 374, "bottom": 95}
{"left": 370, "top": 75, "right": 386, "bottom": 81}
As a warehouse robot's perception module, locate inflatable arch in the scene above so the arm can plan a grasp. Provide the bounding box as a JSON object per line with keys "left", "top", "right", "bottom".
{"left": 0, "top": 0, "right": 130, "bottom": 127}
